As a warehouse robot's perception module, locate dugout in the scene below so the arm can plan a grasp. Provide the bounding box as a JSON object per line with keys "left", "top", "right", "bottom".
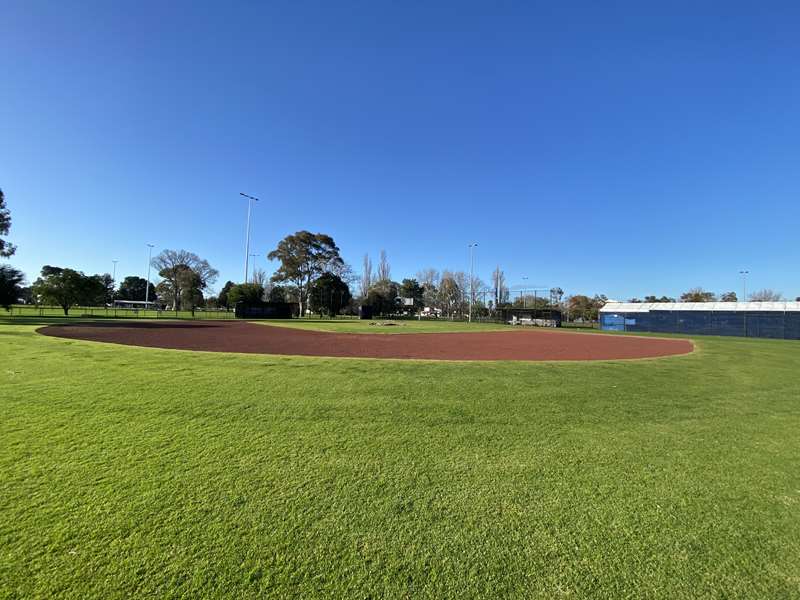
{"left": 600, "top": 302, "right": 800, "bottom": 339}
{"left": 235, "top": 301, "right": 298, "bottom": 319}
{"left": 499, "top": 307, "right": 562, "bottom": 327}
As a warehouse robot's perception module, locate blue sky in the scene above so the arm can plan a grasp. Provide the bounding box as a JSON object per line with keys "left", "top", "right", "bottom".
{"left": 2, "top": 1, "right": 798, "bottom": 300}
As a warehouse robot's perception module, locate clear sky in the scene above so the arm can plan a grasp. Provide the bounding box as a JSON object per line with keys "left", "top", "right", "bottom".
{"left": 2, "top": 1, "right": 798, "bottom": 300}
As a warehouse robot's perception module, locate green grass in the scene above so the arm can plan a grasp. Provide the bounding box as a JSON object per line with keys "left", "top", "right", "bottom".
{"left": 1, "top": 321, "right": 799, "bottom": 598}
{"left": 257, "top": 318, "right": 515, "bottom": 334}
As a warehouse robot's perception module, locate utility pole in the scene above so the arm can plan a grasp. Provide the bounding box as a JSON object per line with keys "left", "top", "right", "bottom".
{"left": 740, "top": 269, "right": 749, "bottom": 337}
{"left": 240, "top": 192, "right": 259, "bottom": 283}
{"left": 145, "top": 244, "right": 154, "bottom": 308}
{"left": 468, "top": 242, "right": 478, "bottom": 323}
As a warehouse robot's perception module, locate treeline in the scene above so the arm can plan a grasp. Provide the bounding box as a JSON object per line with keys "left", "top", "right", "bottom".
{"left": 0, "top": 189, "right": 25, "bottom": 309}
{"left": 4, "top": 200, "right": 797, "bottom": 319}
{"left": 10, "top": 251, "right": 219, "bottom": 316}
{"left": 628, "top": 287, "right": 790, "bottom": 303}
{"left": 0, "top": 187, "right": 224, "bottom": 314}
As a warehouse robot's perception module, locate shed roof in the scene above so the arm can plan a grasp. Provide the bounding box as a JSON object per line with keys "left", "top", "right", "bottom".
{"left": 600, "top": 301, "right": 800, "bottom": 313}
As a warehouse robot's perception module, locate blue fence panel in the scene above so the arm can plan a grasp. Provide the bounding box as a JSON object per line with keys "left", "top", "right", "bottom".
{"left": 676, "top": 312, "right": 714, "bottom": 335}
{"left": 710, "top": 311, "right": 745, "bottom": 337}
{"left": 746, "top": 312, "right": 786, "bottom": 339}
{"left": 600, "top": 313, "right": 625, "bottom": 331}
{"left": 785, "top": 312, "right": 800, "bottom": 340}
{"left": 601, "top": 309, "right": 800, "bottom": 340}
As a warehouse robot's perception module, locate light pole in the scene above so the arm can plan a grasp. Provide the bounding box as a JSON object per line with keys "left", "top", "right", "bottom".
{"left": 111, "top": 260, "right": 118, "bottom": 306}
{"left": 249, "top": 253, "right": 260, "bottom": 283}
{"left": 240, "top": 192, "right": 259, "bottom": 283}
{"left": 739, "top": 270, "right": 749, "bottom": 302}
{"left": 522, "top": 276, "right": 529, "bottom": 308}
{"left": 468, "top": 242, "right": 478, "bottom": 322}
{"left": 145, "top": 244, "right": 155, "bottom": 308}
{"left": 739, "top": 269, "right": 749, "bottom": 337}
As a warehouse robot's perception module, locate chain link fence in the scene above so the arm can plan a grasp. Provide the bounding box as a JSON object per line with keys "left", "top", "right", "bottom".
{"left": 3, "top": 305, "right": 235, "bottom": 320}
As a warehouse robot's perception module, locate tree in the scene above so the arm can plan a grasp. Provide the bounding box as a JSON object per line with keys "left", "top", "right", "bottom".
{"left": 156, "top": 266, "right": 207, "bottom": 311}
{"left": 720, "top": 291, "right": 738, "bottom": 302}
{"left": 267, "top": 231, "right": 343, "bottom": 317}
{"left": 416, "top": 268, "right": 440, "bottom": 310}
{"left": 468, "top": 275, "right": 485, "bottom": 308}
{"left": 279, "top": 284, "right": 300, "bottom": 303}
{"left": 514, "top": 294, "right": 550, "bottom": 309}
{"left": 567, "top": 295, "right": 592, "bottom": 321}
{"left": 359, "top": 254, "right": 373, "bottom": 298}
{"left": 99, "top": 273, "right": 115, "bottom": 305}
{"left": 749, "top": 289, "right": 783, "bottom": 302}
{"left": 31, "top": 266, "right": 105, "bottom": 315}
{"left": 117, "top": 276, "right": 156, "bottom": 302}
{"left": 377, "top": 250, "right": 391, "bottom": 282}
{"left": 365, "top": 280, "right": 399, "bottom": 316}
{"left": 680, "top": 288, "right": 716, "bottom": 302}
{"left": 217, "top": 281, "right": 235, "bottom": 308}
{"left": 263, "top": 282, "right": 291, "bottom": 303}
{"left": 228, "top": 283, "right": 265, "bottom": 305}
{"left": 492, "top": 266, "right": 508, "bottom": 308}
{"left": 0, "top": 188, "right": 16, "bottom": 258}
{"left": 19, "top": 286, "right": 34, "bottom": 304}
{"left": 251, "top": 268, "right": 268, "bottom": 286}
{"left": 151, "top": 249, "right": 218, "bottom": 312}
{"left": 452, "top": 271, "right": 469, "bottom": 315}
{"left": 438, "top": 272, "right": 461, "bottom": 318}
{"left": 330, "top": 260, "right": 356, "bottom": 290}
{"left": 399, "top": 278, "right": 424, "bottom": 311}
{"left": 0, "top": 265, "right": 24, "bottom": 309}
{"left": 592, "top": 294, "right": 608, "bottom": 316}
{"left": 310, "top": 273, "right": 351, "bottom": 316}
{"left": 566, "top": 294, "right": 607, "bottom": 321}
{"left": 644, "top": 295, "right": 676, "bottom": 303}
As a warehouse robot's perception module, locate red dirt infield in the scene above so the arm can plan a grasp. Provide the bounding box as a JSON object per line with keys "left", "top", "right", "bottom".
{"left": 38, "top": 321, "right": 694, "bottom": 361}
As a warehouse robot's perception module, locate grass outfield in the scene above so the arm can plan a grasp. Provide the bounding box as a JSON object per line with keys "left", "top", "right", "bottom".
{"left": 1, "top": 321, "right": 799, "bottom": 598}
{"left": 257, "top": 318, "right": 515, "bottom": 334}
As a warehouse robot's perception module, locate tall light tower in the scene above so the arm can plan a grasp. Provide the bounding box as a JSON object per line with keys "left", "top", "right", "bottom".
{"left": 739, "top": 269, "right": 750, "bottom": 337}
{"left": 739, "top": 270, "right": 749, "bottom": 302}
{"left": 240, "top": 193, "right": 259, "bottom": 283}
{"left": 522, "top": 276, "right": 529, "bottom": 308}
{"left": 249, "top": 253, "right": 260, "bottom": 282}
{"left": 468, "top": 242, "right": 478, "bottom": 323}
{"left": 111, "top": 260, "right": 118, "bottom": 305}
{"left": 145, "top": 244, "right": 155, "bottom": 307}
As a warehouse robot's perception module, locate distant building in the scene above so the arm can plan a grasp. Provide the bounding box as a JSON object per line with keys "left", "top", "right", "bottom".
{"left": 600, "top": 302, "right": 800, "bottom": 339}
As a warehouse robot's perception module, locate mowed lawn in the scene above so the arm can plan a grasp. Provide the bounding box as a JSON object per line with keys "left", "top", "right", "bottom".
{"left": 257, "top": 318, "right": 515, "bottom": 334}
{"left": 1, "top": 321, "right": 799, "bottom": 599}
